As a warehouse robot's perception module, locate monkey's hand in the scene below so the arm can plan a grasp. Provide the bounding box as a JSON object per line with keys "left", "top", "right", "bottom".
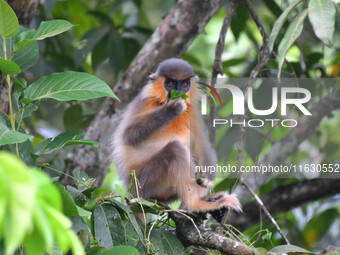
{"left": 167, "top": 98, "right": 187, "bottom": 116}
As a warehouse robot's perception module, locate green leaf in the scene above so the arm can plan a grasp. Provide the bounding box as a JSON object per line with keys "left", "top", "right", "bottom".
{"left": 270, "top": 244, "right": 314, "bottom": 254}
{"left": 230, "top": 2, "right": 249, "bottom": 41}
{"left": 23, "top": 71, "right": 119, "bottom": 102}
{"left": 14, "top": 20, "right": 73, "bottom": 53}
{"left": 159, "top": 229, "right": 186, "bottom": 255}
{"left": 115, "top": 184, "right": 126, "bottom": 202}
{"left": 94, "top": 204, "right": 124, "bottom": 249}
{"left": 107, "top": 30, "right": 124, "bottom": 76}
{"left": 34, "top": 130, "right": 99, "bottom": 156}
{"left": 0, "top": 26, "right": 40, "bottom": 71}
{"left": 54, "top": 183, "right": 79, "bottom": 217}
{"left": 0, "top": 58, "right": 21, "bottom": 74}
{"left": 268, "top": 0, "right": 304, "bottom": 52}
{"left": 73, "top": 26, "right": 110, "bottom": 67}
{"left": 277, "top": 9, "right": 308, "bottom": 80}
{"left": 11, "top": 76, "right": 27, "bottom": 88}
{"left": 12, "top": 37, "right": 39, "bottom": 71}
{"left": 110, "top": 199, "right": 144, "bottom": 242}
{"left": 0, "top": 165, "right": 7, "bottom": 235}
{"left": 170, "top": 90, "right": 189, "bottom": 100}
{"left": 308, "top": 0, "right": 336, "bottom": 46}
{"left": 302, "top": 209, "right": 338, "bottom": 249}
{"left": 0, "top": 152, "right": 35, "bottom": 254}
{"left": 63, "top": 104, "right": 84, "bottom": 131}
{"left": 0, "top": 117, "right": 32, "bottom": 146}
{"left": 106, "top": 246, "right": 140, "bottom": 255}
{"left": 0, "top": 0, "right": 19, "bottom": 38}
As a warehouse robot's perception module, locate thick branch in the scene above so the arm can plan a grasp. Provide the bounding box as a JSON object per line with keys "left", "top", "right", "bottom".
{"left": 235, "top": 90, "right": 340, "bottom": 204}
{"left": 169, "top": 211, "right": 255, "bottom": 255}
{"left": 62, "top": 0, "right": 228, "bottom": 185}
{"left": 232, "top": 178, "right": 340, "bottom": 231}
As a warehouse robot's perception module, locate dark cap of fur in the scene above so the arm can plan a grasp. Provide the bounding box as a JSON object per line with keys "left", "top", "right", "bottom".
{"left": 150, "top": 58, "right": 195, "bottom": 80}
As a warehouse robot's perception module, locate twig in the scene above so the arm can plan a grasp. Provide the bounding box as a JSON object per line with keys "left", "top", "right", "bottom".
{"left": 240, "top": 179, "right": 291, "bottom": 244}
{"left": 234, "top": 0, "right": 291, "bottom": 245}
{"left": 147, "top": 212, "right": 161, "bottom": 246}
{"left": 209, "top": 0, "right": 239, "bottom": 145}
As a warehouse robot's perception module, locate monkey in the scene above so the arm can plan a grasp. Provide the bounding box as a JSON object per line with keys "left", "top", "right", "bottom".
{"left": 112, "top": 58, "right": 241, "bottom": 222}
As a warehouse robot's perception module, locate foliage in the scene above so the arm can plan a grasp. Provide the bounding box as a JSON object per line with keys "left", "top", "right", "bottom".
{"left": 0, "top": 152, "right": 84, "bottom": 255}
{"left": 0, "top": 0, "right": 117, "bottom": 165}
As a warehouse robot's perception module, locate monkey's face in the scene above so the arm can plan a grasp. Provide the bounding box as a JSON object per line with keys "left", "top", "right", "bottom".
{"left": 164, "top": 76, "right": 191, "bottom": 97}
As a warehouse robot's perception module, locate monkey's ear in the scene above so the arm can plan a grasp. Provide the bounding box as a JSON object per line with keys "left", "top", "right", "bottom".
{"left": 149, "top": 73, "right": 157, "bottom": 81}
{"left": 192, "top": 75, "right": 199, "bottom": 82}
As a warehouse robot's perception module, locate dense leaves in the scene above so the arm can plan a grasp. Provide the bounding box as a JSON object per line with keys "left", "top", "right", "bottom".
{"left": 0, "top": 152, "right": 84, "bottom": 255}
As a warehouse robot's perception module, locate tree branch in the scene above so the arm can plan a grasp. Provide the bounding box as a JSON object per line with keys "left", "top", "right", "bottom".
{"left": 232, "top": 178, "right": 340, "bottom": 231}
{"left": 61, "top": 0, "right": 229, "bottom": 186}
{"left": 168, "top": 210, "right": 255, "bottom": 255}
{"left": 209, "top": 0, "right": 239, "bottom": 145}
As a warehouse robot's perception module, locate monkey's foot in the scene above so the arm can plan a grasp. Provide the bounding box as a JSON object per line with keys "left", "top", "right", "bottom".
{"left": 203, "top": 193, "right": 242, "bottom": 213}
{"left": 206, "top": 193, "right": 242, "bottom": 223}
{"left": 209, "top": 207, "right": 227, "bottom": 223}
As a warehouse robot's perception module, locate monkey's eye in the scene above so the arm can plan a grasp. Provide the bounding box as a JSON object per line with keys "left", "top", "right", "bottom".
{"left": 182, "top": 82, "right": 188, "bottom": 87}
{"left": 167, "top": 81, "right": 174, "bottom": 87}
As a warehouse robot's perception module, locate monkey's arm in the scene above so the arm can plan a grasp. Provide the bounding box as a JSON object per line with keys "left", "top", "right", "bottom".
{"left": 124, "top": 99, "right": 186, "bottom": 145}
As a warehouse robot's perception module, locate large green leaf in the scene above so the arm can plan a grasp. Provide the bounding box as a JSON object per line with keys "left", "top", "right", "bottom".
{"left": 34, "top": 130, "right": 99, "bottom": 156}
{"left": 308, "top": 0, "right": 336, "bottom": 46}
{"left": 23, "top": 71, "right": 118, "bottom": 102}
{"left": 0, "top": 152, "right": 35, "bottom": 254}
{"left": 0, "top": 118, "right": 32, "bottom": 146}
{"left": 14, "top": 20, "right": 73, "bottom": 53}
{"left": 277, "top": 9, "right": 308, "bottom": 80}
{"left": 0, "top": 58, "right": 21, "bottom": 75}
{"left": 0, "top": 0, "right": 19, "bottom": 38}
{"left": 268, "top": 0, "right": 304, "bottom": 52}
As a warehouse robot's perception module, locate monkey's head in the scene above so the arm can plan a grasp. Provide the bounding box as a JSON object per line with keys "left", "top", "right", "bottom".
{"left": 148, "top": 58, "right": 198, "bottom": 103}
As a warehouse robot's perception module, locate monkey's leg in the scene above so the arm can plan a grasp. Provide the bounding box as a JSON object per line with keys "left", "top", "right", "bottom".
{"left": 130, "top": 140, "right": 188, "bottom": 200}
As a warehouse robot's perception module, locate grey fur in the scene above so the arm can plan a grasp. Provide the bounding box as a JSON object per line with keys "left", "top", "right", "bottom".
{"left": 124, "top": 98, "right": 186, "bottom": 145}
{"left": 150, "top": 58, "right": 195, "bottom": 80}
{"left": 130, "top": 141, "right": 187, "bottom": 200}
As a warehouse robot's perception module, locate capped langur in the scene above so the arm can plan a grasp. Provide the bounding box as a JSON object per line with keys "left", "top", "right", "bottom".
{"left": 112, "top": 58, "right": 241, "bottom": 221}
